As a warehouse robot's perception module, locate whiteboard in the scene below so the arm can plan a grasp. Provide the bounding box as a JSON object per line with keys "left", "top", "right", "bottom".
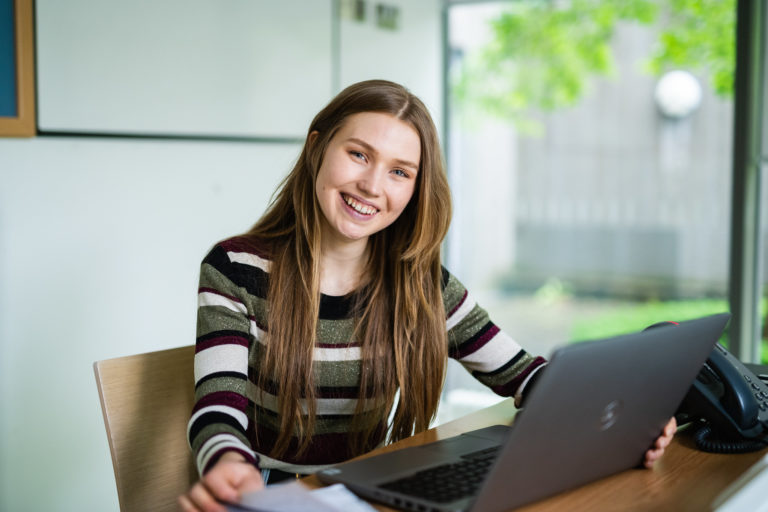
{"left": 35, "top": 0, "right": 333, "bottom": 138}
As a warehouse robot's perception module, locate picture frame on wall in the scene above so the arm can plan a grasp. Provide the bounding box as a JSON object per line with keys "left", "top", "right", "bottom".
{"left": 0, "top": 0, "right": 35, "bottom": 137}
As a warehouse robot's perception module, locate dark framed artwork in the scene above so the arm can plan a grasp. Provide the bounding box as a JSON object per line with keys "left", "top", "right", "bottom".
{"left": 0, "top": 0, "right": 34, "bottom": 137}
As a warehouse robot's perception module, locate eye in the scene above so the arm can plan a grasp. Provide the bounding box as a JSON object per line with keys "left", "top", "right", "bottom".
{"left": 392, "top": 168, "right": 410, "bottom": 178}
{"left": 350, "top": 150, "right": 367, "bottom": 162}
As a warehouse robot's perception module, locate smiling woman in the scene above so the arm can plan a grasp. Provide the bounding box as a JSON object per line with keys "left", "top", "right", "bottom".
{"left": 178, "top": 79, "right": 671, "bottom": 512}
{"left": 314, "top": 111, "right": 420, "bottom": 250}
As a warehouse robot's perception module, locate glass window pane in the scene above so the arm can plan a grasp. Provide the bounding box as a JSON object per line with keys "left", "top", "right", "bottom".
{"left": 440, "top": 1, "right": 736, "bottom": 422}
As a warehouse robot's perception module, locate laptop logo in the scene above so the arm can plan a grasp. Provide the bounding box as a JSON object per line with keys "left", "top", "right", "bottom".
{"left": 599, "top": 399, "right": 623, "bottom": 431}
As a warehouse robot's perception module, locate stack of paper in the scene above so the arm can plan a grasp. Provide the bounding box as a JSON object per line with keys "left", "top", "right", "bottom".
{"left": 227, "top": 481, "right": 378, "bottom": 512}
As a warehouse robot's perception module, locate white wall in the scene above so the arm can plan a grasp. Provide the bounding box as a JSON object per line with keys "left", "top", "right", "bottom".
{"left": 0, "top": 137, "right": 299, "bottom": 510}
{"left": 0, "top": 1, "right": 442, "bottom": 510}
{"left": 339, "top": 0, "right": 443, "bottom": 129}
{"left": 35, "top": 0, "right": 334, "bottom": 137}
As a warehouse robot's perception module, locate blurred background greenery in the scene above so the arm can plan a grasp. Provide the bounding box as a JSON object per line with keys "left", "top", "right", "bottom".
{"left": 442, "top": 0, "right": 766, "bottom": 419}
{"left": 453, "top": 0, "right": 735, "bottom": 130}
{"left": 570, "top": 297, "right": 768, "bottom": 363}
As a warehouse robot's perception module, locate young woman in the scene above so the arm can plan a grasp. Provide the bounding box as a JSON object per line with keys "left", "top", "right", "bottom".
{"left": 179, "top": 80, "right": 675, "bottom": 512}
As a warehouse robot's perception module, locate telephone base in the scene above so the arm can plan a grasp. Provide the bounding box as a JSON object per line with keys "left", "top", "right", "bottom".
{"left": 745, "top": 363, "right": 768, "bottom": 384}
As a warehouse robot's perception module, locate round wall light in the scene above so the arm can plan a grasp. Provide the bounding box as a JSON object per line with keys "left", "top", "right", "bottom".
{"left": 654, "top": 70, "right": 703, "bottom": 119}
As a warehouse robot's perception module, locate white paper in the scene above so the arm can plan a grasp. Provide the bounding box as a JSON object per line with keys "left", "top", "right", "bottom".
{"left": 310, "top": 484, "right": 378, "bottom": 512}
{"left": 228, "top": 481, "right": 377, "bottom": 512}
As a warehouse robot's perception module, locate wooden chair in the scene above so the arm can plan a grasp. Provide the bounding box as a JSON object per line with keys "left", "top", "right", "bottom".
{"left": 94, "top": 345, "right": 199, "bottom": 512}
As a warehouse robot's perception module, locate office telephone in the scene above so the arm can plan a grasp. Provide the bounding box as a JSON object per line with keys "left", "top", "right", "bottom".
{"left": 646, "top": 321, "right": 768, "bottom": 453}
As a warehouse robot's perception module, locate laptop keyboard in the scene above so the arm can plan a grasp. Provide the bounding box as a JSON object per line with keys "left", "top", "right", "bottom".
{"left": 378, "top": 446, "right": 500, "bottom": 503}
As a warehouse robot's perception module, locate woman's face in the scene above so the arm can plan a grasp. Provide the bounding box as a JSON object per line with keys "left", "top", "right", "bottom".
{"left": 315, "top": 111, "right": 420, "bottom": 247}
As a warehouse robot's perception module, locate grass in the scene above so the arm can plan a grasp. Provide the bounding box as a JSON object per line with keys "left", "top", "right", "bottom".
{"left": 568, "top": 298, "right": 768, "bottom": 364}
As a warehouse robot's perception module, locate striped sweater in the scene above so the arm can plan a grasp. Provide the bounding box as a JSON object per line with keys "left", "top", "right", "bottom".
{"left": 187, "top": 236, "right": 546, "bottom": 476}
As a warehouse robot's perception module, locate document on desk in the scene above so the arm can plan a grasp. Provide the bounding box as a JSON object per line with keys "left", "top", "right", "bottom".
{"left": 226, "top": 481, "right": 378, "bottom": 512}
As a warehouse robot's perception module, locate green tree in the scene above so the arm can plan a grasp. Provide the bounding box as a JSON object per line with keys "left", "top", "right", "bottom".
{"left": 453, "top": 0, "right": 735, "bottom": 127}
{"left": 647, "top": 0, "right": 736, "bottom": 96}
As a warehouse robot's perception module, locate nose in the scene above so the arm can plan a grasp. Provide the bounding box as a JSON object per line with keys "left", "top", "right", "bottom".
{"left": 357, "top": 167, "right": 384, "bottom": 197}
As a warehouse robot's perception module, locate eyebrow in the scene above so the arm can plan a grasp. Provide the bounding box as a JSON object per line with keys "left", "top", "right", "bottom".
{"left": 347, "top": 137, "right": 419, "bottom": 172}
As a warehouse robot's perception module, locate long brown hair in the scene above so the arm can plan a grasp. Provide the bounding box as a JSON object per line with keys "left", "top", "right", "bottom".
{"left": 247, "top": 79, "right": 452, "bottom": 458}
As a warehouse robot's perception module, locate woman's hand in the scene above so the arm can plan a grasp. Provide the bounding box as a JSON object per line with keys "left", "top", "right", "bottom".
{"left": 179, "top": 451, "right": 264, "bottom": 512}
{"left": 643, "top": 417, "right": 677, "bottom": 469}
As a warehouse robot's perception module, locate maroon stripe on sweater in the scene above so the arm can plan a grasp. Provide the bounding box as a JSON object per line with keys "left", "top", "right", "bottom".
{"left": 447, "top": 289, "right": 468, "bottom": 317}
{"left": 219, "top": 236, "right": 270, "bottom": 257}
{"left": 490, "top": 356, "right": 547, "bottom": 397}
{"left": 203, "top": 447, "right": 259, "bottom": 474}
{"left": 192, "top": 391, "right": 248, "bottom": 414}
{"left": 315, "top": 342, "right": 362, "bottom": 349}
{"left": 453, "top": 324, "right": 499, "bottom": 359}
{"left": 252, "top": 422, "right": 387, "bottom": 466}
{"left": 198, "top": 286, "right": 242, "bottom": 305}
{"left": 196, "top": 335, "right": 249, "bottom": 353}
{"left": 316, "top": 388, "right": 362, "bottom": 399}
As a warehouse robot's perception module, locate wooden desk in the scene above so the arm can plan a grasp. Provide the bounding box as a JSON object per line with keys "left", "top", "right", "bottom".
{"left": 302, "top": 399, "right": 767, "bottom": 511}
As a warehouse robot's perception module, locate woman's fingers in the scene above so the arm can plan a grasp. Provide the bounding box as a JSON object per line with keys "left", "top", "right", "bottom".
{"left": 177, "top": 493, "right": 198, "bottom": 512}
{"left": 664, "top": 417, "right": 678, "bottom": 437}
{"left": 202, "top": 470, "right": 241, "bottom": 505}
{"left": 180, "top": 458, "right": 265, "bottom": 512}
{"left": 644, "top": 417, "right": 678, "bottom": 468}
{"left": 181, "top": 481, "right": 228, "bottom": 512}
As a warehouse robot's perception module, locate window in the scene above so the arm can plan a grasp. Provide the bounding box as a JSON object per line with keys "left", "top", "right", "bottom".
{"left": 439, "top": 0, "right": 757, "bottom": 423}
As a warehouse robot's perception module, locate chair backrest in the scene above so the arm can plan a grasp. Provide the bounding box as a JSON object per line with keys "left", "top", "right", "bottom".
{"left": 94, "top": 345, "right": 198, "bottom": 512}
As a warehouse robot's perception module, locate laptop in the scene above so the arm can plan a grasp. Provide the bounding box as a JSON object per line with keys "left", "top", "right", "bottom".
{"left": 317, "top": 313, "right": 731, "bottom": 512}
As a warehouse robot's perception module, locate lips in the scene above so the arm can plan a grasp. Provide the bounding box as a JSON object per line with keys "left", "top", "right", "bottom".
{"left": 342, "top": 193, "right": 379, "bottom": 216}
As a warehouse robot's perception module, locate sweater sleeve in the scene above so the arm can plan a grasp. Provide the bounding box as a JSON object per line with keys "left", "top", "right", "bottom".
{"left": 187, "top": 244, "right": 260, "bottom": 476}
{"left": 442, "top": 268, "right": 547, "bottom": 407}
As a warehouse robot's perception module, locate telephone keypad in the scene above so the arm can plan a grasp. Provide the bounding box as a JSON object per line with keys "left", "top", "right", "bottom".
{"left": 742, "top": 370, "right": 768, "bottom": 421}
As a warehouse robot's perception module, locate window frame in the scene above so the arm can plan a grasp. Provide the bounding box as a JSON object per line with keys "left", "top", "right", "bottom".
{"left": 729, "top": 0, "right": 766, "bottom": 362}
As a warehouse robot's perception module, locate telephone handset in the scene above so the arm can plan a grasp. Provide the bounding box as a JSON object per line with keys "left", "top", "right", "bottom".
{"left": 645, "top": 321, "right": 768, "bottom": 453}
{"left": 678, "top": 343, "right": 768, "bottom": 452}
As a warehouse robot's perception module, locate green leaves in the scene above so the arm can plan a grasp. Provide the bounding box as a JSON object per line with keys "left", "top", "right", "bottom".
{"left": 647, "top": 0, "right": 736, "bottom": 97}
{"left": 453, "top": 0, "right": 735, "bottom": 128}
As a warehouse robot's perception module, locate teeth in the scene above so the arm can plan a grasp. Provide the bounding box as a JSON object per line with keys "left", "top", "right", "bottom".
{"left": 343, "top": 194, "right": 377, "bottom": 215}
